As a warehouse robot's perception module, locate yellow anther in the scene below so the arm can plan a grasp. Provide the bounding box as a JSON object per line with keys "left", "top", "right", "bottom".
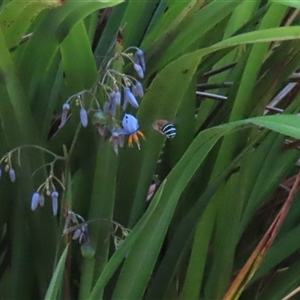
{"left": 137, "top": 130, "right": 145, "bottom": 139}
{"left": 128, "top": 135, "right": 133, "bottom": 147}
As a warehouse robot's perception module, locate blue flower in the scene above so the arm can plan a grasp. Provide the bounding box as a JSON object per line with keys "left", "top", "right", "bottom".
{"left": 122, "top": 113, "right": 139, "bottom": 134}
{"left": 80, "top": 108, "right": 88, "bottom": 127}
{"left": 121, "top": 114, "right": 145, "bottom": 149}
{"left": 135, "top": 49, "right": 146, "bottom": 71}
{"left": 123, "top": 87, "right": 139, "bottom": 110}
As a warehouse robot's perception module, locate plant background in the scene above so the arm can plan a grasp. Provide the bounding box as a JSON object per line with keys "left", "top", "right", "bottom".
{"left": 2, "top": 0, "right": 300, "bottom": 299}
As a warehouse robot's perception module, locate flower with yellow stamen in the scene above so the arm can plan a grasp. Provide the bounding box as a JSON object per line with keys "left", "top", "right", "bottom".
{"left": 121, "top": 114, "right": 145, "bottom": 149}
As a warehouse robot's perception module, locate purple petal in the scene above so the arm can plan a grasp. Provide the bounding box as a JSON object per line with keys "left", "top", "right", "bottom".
{"left": 31, "top": 192, "right": 40, "bottom": 211}
{"left": 72, "top": 228, "right": 82, "bottom": 240}
{"left": 118, "top": 134, "right": 125, "bottom": 147}
{"left": 114, "top": 128, "right": 128, "bottom": 135}
{"left": 122, "top": 114, "right": 139, "bottom": 134}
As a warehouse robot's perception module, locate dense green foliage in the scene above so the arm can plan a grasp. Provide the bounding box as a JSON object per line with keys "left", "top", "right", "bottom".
{"left": 2, "top": 0, "right": 300, "bottom": 299}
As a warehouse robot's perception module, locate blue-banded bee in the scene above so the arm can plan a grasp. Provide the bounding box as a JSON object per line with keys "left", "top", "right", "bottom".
{"left": 152, "top": 120, "right": 176, "bottom": 139}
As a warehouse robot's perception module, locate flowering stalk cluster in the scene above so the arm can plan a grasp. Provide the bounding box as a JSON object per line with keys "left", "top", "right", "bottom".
{"left": 59, "top": 47, "right": 146, "bottom": 154}
{"left": 0, "top": 150, "right": 18, "bottom": 183}
{"left": 111, "top": 221, "right": 131, "bottom": 250}
{"left": 31, "top": 175, "right": 64, "bottom": 216}
{"left": 63, "top": 210, "right": 90, "bottom": 245}
{"left": 0, "top": 145, "right": 65, "bottom": 216}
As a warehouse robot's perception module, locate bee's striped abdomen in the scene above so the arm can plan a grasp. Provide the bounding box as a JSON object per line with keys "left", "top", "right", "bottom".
{"left": 161, "top": 123, "right": 176, "bottom": 139}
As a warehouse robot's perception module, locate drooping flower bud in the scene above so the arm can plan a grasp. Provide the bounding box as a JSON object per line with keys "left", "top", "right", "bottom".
{"left": 80, "top": 108, "right": 88, "bottom": 127}
{"left": 134, "top": 63, "right": 144, "bottom": 79}
{"left": 136, "top": 49, "right": 146, "bottom": 71}
{"left": 51, "top": 191, "right": 59, "bottom": 216}
{"left": 0, "top": 168, "right": 2, "bottom": 180}
{"left": 31, "top": 192, "right": 40, "bottom": 211}
{"left": 38, "top": 194, "right": 45, "bottom": 207}
{"left": 63, "top": 103, "right": 70, "bottom": 110}
{"left": 114, "top": 91, "right": 121, "bottom": 106}
{"left": 122, "top": 114, "right": 139, "bottom": 134}
{"left": 108, "top": 91, "right": 121, "bottom": 117}
{"left": 123, "top": 87, "right": 139, "bottom": 110}
{"left": 9, "top": 168, "right": 16, "bottom": 182}
{"left": 134, "top": 82, "right": 144, "bottom": 97}
{"left": 80, "top": 224, "right": 89, "bottom": 244}
{"left": 59, "top": 102, "right": 70, "bottom": 128}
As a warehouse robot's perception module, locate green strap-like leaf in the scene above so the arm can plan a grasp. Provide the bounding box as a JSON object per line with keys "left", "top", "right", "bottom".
{"left": 44, "top": 244, "right": 69, "bottom": 300}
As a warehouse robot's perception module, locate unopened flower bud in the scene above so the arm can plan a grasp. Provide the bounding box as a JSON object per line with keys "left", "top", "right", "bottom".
{"left": 134, "top": 82, "right": 144, "bottom": 97}
{"left": 123, "top": 87, "right": 139, "bottom": 109}
{"left": 31, "top": 192, "right": 40, "bottom": 211}
{"left": 59, "top": 102, "right": 70, "bottom": 128}
{"left": 114, "top": 91, "right": 121, "bottom": 106}
{"left": 136, "top": 49, "right": 146, "bottom": 71}
{"left": 80, "top": 108, "right": 88, "bottom": 127}
{"left": 9, "top": 168, "right": 16, "bottom": 182}
{"left": 108, "top": 91, "right": 121, "bottom": 117}
{"left": 134, "top": 63, "right": 144, "bottom": 79}
{"left": 51, "top": 191, "right": 59, "bottom": 216}
{"left": 38, "top": 194, "right": 45, "bottom": 207}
